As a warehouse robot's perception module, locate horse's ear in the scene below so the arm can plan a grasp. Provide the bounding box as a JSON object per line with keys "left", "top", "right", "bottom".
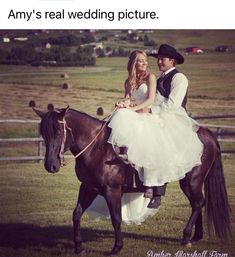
{"left": 32, "top": 107, "right": 45, "bottom": 119}
{"left": 58, "top": 106, "right": 70, "bottom": 120}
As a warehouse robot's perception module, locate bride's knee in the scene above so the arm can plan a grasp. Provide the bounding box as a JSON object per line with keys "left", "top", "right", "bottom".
{"left": 114, "top": 108, "right": 132, "bottom": 119}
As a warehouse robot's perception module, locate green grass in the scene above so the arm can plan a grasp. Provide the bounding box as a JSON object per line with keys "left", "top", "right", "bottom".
{"left": 0, "top": 155, "right": 234, "bottom": 257}
{"left": 149, "top": 30, "right": 235, "bottom": 49}
{"left": 0, "top": 123, "right": 38, "bottom": 138}
{"left": 99, "top": 30, "right": 235, "bottom": 51}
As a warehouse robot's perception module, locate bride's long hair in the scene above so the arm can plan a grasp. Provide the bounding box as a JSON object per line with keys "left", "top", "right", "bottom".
{"left": 125, "top": 50, "right": 149, "bottom": 96}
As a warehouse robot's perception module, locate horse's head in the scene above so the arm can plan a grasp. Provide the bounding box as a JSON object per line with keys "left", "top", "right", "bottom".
{"left": 33, "top": 107, "right": 70, "bottom": 173}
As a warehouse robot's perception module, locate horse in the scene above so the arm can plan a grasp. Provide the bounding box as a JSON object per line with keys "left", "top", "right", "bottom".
{"left": 33, "top": 106, "right": 230, "bottom": 256}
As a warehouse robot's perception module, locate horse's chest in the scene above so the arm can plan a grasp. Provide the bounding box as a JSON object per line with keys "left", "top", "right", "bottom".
{"left": 75, "top": 160, "right": 100, "bottom": 185}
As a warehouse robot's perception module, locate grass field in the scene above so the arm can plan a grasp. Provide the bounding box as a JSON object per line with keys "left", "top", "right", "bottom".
{"left": 0, "top": 30, "right": 235, "bottom": 257}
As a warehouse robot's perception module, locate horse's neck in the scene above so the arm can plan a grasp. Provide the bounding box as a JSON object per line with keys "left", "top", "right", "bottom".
{"left": 67, "top": 111, "right": 104, "bottom": 151}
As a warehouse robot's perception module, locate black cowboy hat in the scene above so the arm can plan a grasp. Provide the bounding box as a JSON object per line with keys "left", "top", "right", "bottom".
{"left": 149, "top": 44, "right": 184, "bottom": 64}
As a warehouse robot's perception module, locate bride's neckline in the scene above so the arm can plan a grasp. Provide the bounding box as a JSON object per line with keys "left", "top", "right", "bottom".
{"left": 135, "top": 83, "right": 147, "bottom": 91}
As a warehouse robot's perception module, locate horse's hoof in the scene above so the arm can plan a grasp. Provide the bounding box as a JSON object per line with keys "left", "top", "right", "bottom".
{"left": 191, "top": 238, "right": 202, "bottom": 245}
{"left": 181, "top": 239, "right": 192, "bottom": 247}
{"left": 191, "top": 235, "right": 203, "bottom": 244}
{"left": 185, "top": 242, "right": 192, "bottom": 248}
{"left": 108, "top": 245, "right": 123, "bottom": 256}
{"left": 75, "top": 248, "right": 86, "bottom": 256}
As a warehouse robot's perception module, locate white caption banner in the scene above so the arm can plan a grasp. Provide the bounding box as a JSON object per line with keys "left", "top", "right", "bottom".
{"left": 0, "top": 0, "right": 234, "bottom": 29}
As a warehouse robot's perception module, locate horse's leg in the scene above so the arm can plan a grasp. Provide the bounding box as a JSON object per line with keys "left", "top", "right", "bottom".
{"left": 105, "top": 186, "right": 123, "bottom": 255}
{"left": 73, "top": 183, "right": 98, "bottom": 255}
{"left": 191, "top": 209, "right": 203, "bottom": 244}
{"left": 180, "top": 178, "right": 195, "bottom": 246}
{"left": 180, "top": 177, "right": 203, "bottom": 244}
{"left": 179, "top": 167, "right": 205, "bottom": 246}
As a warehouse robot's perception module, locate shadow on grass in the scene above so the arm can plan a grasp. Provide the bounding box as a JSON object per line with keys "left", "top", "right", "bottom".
{"left": 0, "top": 223, "right": 180, "bottom": 253}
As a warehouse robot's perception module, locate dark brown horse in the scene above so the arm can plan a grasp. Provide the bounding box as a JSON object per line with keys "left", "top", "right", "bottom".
{"left": 34, "top": 106, "right": 230, "bottom": 256}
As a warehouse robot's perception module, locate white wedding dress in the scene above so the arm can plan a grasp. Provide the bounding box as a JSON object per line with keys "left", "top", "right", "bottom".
{"left": 86, "top": 83, "right": 203, "bottom": 224}
{"left": 86, "top": 193, "right": 157, "bottom": 225}
{"left": 108, "top": 83, "right": 203, "bottom": 186}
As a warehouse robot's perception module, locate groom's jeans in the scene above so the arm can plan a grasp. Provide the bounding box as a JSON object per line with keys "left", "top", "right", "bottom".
{"left": 152, "top": 184, "right": 167, "bottom": 196}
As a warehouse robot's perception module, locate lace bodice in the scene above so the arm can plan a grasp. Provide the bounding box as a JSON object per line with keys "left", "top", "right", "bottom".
{"left": 131, "top": 83, "right": 148, "bottom": 105}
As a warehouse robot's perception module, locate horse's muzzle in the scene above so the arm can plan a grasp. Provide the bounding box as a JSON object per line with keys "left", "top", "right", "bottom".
{"left": 44, "top": 161, "right": 60, "bottom": 173}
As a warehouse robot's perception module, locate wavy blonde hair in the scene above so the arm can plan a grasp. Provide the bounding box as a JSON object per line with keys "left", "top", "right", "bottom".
{"left": 125, "top": 50, "right": 149, "bottom": 96}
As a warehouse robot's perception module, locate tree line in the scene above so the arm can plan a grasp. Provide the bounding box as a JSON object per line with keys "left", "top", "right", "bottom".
{"left": 0, "top": 45, "right": 96, "bottom": 66}
{"left": 0, "top": 31, "right": 158, "bottom": 66}
{"left": 0, "top": 34, "right": 97, "bottom": 66}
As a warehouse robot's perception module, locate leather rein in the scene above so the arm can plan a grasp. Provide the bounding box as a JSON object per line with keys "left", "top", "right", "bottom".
{"left": 57, "top": 108, "right": 117, "bottom": 167}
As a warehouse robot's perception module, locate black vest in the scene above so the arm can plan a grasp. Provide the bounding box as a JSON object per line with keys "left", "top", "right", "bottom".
{"left": 157, "top": 69, "right": 187, "bottom": 108}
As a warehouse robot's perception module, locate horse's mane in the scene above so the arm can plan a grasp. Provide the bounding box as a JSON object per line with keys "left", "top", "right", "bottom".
{"left": 67, "top": 108, "right": 102, "bottom": 124}
{"left": 40, "top": 108, "right": 104, "bottom": 141}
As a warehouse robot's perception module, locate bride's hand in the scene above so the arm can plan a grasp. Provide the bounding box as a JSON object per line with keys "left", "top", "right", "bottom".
{"left": 130, "top": 103, "right": 137, "bottom": 108}
{"left": 123, "top": 99, "right": 131, "bottom": 108}
{"left": 115, "top": 99, "right": 130, "bottom": 108}
{"left": 115, "top": 100, "right": 125, "bottom": 108}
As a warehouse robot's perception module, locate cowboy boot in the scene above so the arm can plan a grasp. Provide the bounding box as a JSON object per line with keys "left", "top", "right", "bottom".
{"left": 147, "top": 184, "right": 167, "bottom": 209}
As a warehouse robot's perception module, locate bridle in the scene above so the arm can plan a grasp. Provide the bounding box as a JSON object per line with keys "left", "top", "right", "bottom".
{"left": 58, "top": 118, "right": 75, "bottom": 166}
{"left": 57, "top": 108, "right": 117, "bottom": 167}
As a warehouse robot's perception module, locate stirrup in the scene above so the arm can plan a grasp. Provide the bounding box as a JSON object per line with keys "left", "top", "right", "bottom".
{"left": 147, "top": 196, "right": 161, "bottom": 209}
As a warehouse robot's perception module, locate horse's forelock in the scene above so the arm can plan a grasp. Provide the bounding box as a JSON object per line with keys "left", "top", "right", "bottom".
{"left": 40, "top": 111, "right": 61, "bottom": 141}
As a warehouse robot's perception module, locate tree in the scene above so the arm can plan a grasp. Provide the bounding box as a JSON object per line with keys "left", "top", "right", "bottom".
{"left": 49, "top": 46, "right": 71, "bottom": 61}
{"left": 73, "top": 46, "right": 96, "bottom": 65}
{"left": 0, "top": 49, "right": 8, "bottom": 60}
{"left": 8, "top": 45, "right": 37, "bottom": 63}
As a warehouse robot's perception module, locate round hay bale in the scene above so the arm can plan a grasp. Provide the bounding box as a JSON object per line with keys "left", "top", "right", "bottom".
{"left": 61, "top": 73, "right": 69, "bottom": 79}
{"left": 47, "top": 103, "right": 54, "bottom": 111}
{"left": 62, "top": 83, "right": 72, "bottom": 89}
{"left": 29, "top": 100, "right": 36, "bottom": 107}
{"left": 96, "top": 107, "right": 104, "bottom": 116}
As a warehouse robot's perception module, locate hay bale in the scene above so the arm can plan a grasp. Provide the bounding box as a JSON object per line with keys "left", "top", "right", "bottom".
{"left": 96, "top": 107, "right": 104, "bottom": 116}
{"left": 29, "top": 100, "right": 36, "bottom": 107}
{"left": 61, "top": 73, "right": 69, "bottom": 79}
{"left": 62, "top": 83, "right": 72, "bottom": 89}
{"left": 47, "top": 103, "right": 54, "bottom": 111}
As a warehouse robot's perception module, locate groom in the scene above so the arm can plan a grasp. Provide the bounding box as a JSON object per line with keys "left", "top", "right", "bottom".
{"left": 147, "top": 44, "right": 188, "bottom": 209}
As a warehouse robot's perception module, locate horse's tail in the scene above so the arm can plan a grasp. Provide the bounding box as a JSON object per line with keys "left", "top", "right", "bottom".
{"left": 204, "top": 133, "right": 231, "bottom": 240}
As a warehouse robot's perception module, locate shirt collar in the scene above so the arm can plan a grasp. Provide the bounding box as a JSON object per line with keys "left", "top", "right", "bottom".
{"left": 162, "top": 67, "right": 175, "bottom": 76}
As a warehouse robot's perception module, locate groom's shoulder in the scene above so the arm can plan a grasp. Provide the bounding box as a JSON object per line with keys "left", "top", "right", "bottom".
{"left": 173, "top": 72, "right": 188, "bottom": 84}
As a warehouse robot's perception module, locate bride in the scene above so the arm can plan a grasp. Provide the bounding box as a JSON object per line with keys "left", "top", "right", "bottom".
{"left": 86, "top": 50, "right": 203, "bottom": 224}
{"left": 108, "top": 49, "right": 203, "bottom": 186}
